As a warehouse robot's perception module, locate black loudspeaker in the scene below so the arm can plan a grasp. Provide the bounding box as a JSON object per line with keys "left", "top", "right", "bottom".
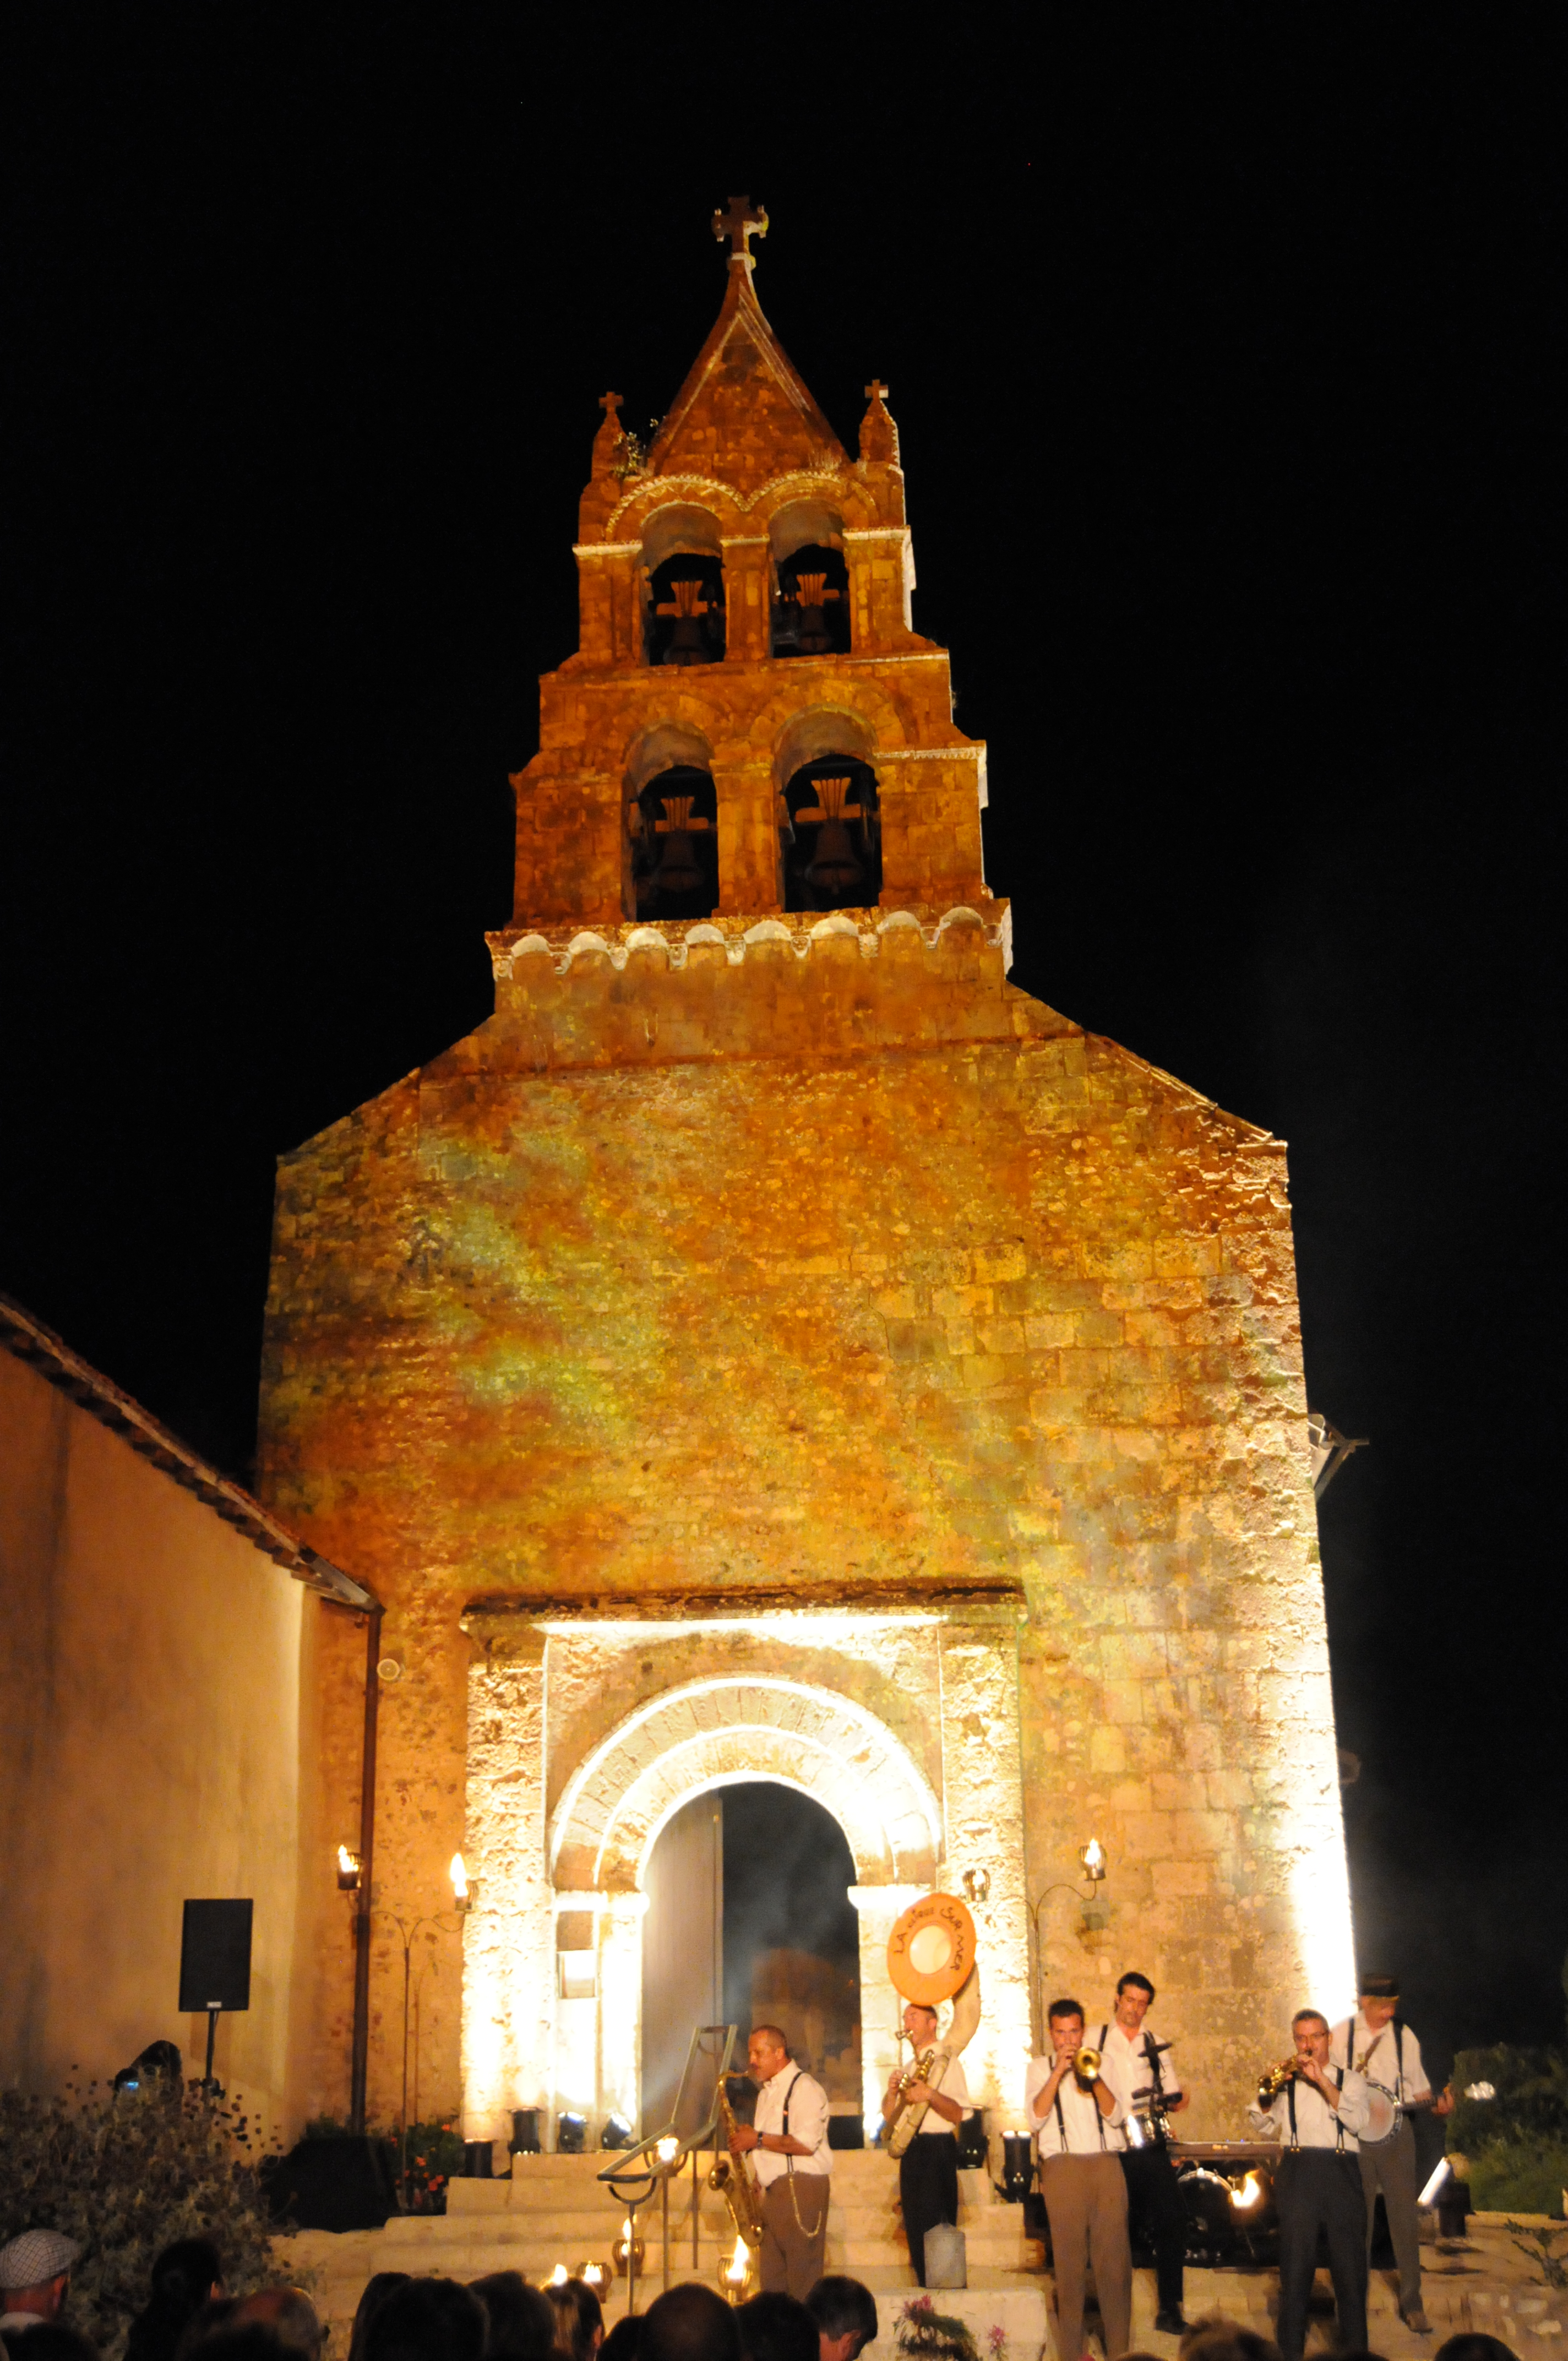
{"left": 178, "top": 1900, "right": 253, "bottom": 2012}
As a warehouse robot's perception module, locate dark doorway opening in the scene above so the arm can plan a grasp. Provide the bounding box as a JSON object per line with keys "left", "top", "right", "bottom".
{"left": 722, "top": 1783, "right": 861, "bottom": 2111}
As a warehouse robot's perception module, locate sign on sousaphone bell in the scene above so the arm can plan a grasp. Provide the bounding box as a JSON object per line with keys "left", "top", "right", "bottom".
{"left": 887, "top": 1891, "right": 977, "bottom": 2007}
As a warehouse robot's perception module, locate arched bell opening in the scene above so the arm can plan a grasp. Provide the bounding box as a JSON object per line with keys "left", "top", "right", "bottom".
{"left": 641, "top": 505, "right": 727, "bottom": 668}
{"left": 781, "top": 754, "right": 880, "bottom": 913}
{"left": 630, "top": 764, "right": 720, "bottom": 920}
{"left": 772, "top": 542, "right": 850, "bottom": 658}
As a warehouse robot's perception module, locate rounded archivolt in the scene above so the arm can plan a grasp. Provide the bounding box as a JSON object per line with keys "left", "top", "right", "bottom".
{"left": 548, "top": 1675, "right": 941, "bottom": 1893}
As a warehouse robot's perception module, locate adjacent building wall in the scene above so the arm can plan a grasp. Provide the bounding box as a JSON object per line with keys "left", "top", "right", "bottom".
{"left": 0, "top": 1344, "right": 315, "bottom": 2138}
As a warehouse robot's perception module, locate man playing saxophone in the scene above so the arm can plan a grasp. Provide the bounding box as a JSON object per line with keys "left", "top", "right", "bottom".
{"left": 728, "top": 2023, "right": 832, "bottom": 2300}
{"left": 1248, "top": 2010, "right": 1375, "bottom": 2361}
{"left": 882, "top": 2000, "right": 970, "bottom": 2287}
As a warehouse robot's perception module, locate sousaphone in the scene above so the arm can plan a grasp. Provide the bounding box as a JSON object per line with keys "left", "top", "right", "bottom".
{"left": 885, "top": 1891, "right": 982, "bottom": 2157}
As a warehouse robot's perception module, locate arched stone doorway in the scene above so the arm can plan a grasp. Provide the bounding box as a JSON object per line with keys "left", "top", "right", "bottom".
{"left": 458, "top": 1600, "right": 1032, "bottom": 2151}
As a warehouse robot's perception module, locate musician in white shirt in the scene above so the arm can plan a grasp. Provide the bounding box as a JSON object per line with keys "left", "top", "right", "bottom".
{"left": 1248, "top": 2009, "right": 1374, "bottom": 2361}
{"left": 1026, "top": 1998, "right": 1133, "bottom": 2360}
{"left": 1330, "top": 1972, "right": 1451, "bottom": 2335}
{"left": 729, "top": 2023, "right": 832, "bottom": 2298}
{"left": 882, "top": 1999, "right": 971, "bottom": 2287}
{"left": 1096, "top": 1972, "right": 1191, "bottom": 2333}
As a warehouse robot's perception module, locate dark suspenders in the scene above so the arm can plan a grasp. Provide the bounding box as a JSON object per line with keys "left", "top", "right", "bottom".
{"left": 1287, "top": 2066, "right": 1346, "bottom": 2151}
{"left": 781, "top": 2070, "right": 802, "bottom": 2176}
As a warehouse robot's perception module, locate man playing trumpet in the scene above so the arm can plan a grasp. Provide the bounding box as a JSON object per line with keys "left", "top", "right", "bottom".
{"left": 1026, "top": 1998, "right": 1133, "bottom": 2361}
{"left": 1248, "top": 2009, "right": 1374, "bottom": 2361}
{"left": 882, "top": 1999, "right": 970, "bottom": 2287}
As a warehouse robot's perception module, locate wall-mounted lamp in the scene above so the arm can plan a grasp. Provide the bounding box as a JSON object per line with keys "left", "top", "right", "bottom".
{"left": 962, "top": 1868, "right": 991, "bottom": 1905}
{"left": 337, "top": 1846, "right": 363, "bottom": 1892}
{"left": 450, "top": 1853, "right": 475, "bottom": 1914}
{"left": 1079, "top": 1839, "right": 1107, "bottom": 1883}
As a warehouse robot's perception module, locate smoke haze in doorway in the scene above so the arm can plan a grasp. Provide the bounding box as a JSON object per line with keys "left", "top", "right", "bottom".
{"left": 722, "top": 1783, "right": 858, "bottom": 2064}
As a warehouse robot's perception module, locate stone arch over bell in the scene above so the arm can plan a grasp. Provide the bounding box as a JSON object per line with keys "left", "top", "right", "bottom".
{"left": 548, "top": 1674, "right": 942, "bottom": 1894}
{"left": 773, "top": 709, "right": 881, "bottom": 912}
{"left": 641, "top": 503, "right": 726, "bottom": 667}
{"left": 623, "top": 722, "right": 720, "bottom": 920}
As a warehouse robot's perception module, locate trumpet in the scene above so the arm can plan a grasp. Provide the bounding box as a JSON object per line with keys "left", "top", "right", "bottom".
{"left": 1257, "top": 2055, "right": 1300, "bottom": 2106}
{"left": 1072, "top": 2045, "right": 1102, "bottom": 2087}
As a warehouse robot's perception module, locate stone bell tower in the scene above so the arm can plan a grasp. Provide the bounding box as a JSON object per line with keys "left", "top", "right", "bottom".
{"left": 259, "top": 200, "right": 1353, "bottom": 2146}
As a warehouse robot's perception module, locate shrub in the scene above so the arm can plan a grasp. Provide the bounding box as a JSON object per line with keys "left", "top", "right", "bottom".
{"left": 1449, "top": 2046, "right": 1568, "bottom": 2220}
{"left": 0, "top": 2079, "right": 280, "bottom": 2354}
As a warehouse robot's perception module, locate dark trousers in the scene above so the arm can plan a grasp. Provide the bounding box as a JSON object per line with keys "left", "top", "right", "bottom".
{"left": 900, "top": 2131, "right": 960, "bottom": 2286}
{"left": 1358, "top": 2116, "right": 1422, "bottom": 2314}
{"left": 1275, "top": 2148, "right": 1369, "bottom": 2361}
{"left": 1120, "top": 2142, "right": 1188, "bottom": 2314}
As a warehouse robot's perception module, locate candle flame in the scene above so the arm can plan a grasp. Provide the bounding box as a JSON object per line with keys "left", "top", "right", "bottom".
{"left": 724, "top": 2237, "right": 751, "bottom": 2286}
{"left": 1232, "top": 2169, "right": 1264, "bottom": 2211}
{"left": 337, "top": 1846, "right": 357, "bottom": 1875}
{"left": 656, "top": 2133, "right": 679, "bottom": 2166}
{"left": 450, "top": 1853, "right": 469, "bottom": 1901}
{"left": 548, "top": 2264, "right": 568, "bottom": 2287}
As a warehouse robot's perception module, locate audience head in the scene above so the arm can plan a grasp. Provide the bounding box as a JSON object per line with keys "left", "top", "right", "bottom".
{"left": 0, "top": 2232, "right": 81, "bottom": 2327}
{"left": 173, "top": 2299, "right": 238, "bottom": 2361}
{"left": 349, "top": 2280, "right": 411, "bottom": 2361}
{"left": 640, "top": 2284, "right": 741, "bottom": 2361}
{"left": 735, "top": 2294, "right": 816, "bottom": 2361}
{"left": 229, "top": 2292, "right": 322, "bottom": 2360}
{"left": 2, "top": 2331, "right": 100, "bottom": 2361}
{"left": 360, "top": 2277, "right": 486, "bottom": 2361}
{"left": 1178, "top": 2321, "right": 1284, "bottom": 2361}
{"left": 170, "top": 2330, "right": 288, "bottom": 2361}
{"left": 469, "top": 2275, "right": 556, "bottom": 2361}
{"left": 546, "top": 2280, "right": 603, "bottom": 2361}
{"left": 804, "top": 2281, "right": 878, "bottom": 2361}
{"left": 126, "top": 2248, "right": 227, "bottom": 2361}
{"left": 1434, "top": 2342, "right": 1521, "bottom": 2361}
{"left": 599, "top": 2321, "right": 642, "bottom": 2361}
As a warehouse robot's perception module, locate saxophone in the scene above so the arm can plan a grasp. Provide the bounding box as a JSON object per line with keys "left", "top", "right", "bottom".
{"left": 708, "top": 2077, "right": 765, "bottom": 2251}
{"left": 887, "top": 1963, "right": 982, "bottom": 2159}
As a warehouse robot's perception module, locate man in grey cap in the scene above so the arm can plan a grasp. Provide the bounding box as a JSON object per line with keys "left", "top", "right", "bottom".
{"left": 0, "top": 2230, "right": 81, "bottom": 2335}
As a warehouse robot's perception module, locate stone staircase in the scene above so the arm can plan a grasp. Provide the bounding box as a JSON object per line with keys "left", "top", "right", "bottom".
{"left": 283, "top": 2150, "right": 1048, "bottom": 2350}
{"left": 278, "top": 2159, "right": 1559, "bottom": 2361}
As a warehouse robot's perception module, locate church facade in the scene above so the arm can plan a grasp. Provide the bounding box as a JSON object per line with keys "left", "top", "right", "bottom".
{"left": 258, "top": 204, "right": 1353, "bottom": 2152}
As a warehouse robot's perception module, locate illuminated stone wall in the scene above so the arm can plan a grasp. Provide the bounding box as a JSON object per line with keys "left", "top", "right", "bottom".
{"left": 257, "top": 226, "right": 1353, "bottom": 2140}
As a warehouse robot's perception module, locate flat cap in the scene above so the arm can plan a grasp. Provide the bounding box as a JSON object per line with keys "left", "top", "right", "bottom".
{"left": 0, "top": 2229, "right": 82, "bottom": 2289}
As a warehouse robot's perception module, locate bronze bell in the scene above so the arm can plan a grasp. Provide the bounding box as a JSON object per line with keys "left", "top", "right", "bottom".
{"left": 656, "top": 575, "right": 713, "bottom": 666}
{"left": 790, "top": 570, "right": 838, "bottom": 655}
{"left": 797, "top": 775, "right": 864, "bottom": 899}
{"left": 649, "top": 791, "right": 708, "bottom": 899}
{"left": 804, "top": 818, "right": 863, "bottom": 897}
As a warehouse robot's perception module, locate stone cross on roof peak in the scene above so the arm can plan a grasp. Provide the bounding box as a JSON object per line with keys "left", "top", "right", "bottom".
{"left": 712, "top": 194, "right": 769, "bottom": 266}
{"left": 864, "top": 380, "right": 890, "bottom": 404}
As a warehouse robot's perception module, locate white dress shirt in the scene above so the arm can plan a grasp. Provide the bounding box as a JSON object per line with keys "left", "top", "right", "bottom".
{"left": 1330, "top": 2013, "right": 1430, "bottom": 2104}
{"left": 1098, "top": 2020, "right": 1182, "bottom": 2117}
{"left": 1026, "top": 2053, "right": 1129, "bottom": 2156}
{"left": 914, "top": 2053, "right": 970, "bottom": 2134}
{"left": 1248, "top": 2065, "right": 1373, "bottom": 2151}
{"left": 752, "top": 2059, "right": 831, "bottom": 2184}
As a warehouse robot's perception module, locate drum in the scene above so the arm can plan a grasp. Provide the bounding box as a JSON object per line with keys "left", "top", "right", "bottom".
{"left": 1359, "top": 2081, "right": 1400, "bottom": 2145}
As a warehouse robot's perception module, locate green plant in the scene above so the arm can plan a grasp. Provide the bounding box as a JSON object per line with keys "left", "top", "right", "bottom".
{"left": 0, "top": 2079, "right": 280, "bottom": 2354}
{"left": 897, "top": 2297, "right": 979, "bottom": 2361}
{"left": 400, "top": 2118, "right": 464, "bottom": 2213}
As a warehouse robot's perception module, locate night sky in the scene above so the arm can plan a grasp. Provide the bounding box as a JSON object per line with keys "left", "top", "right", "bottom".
{"left": 3, "top": 21, "right": 1561, "bottom": 2073}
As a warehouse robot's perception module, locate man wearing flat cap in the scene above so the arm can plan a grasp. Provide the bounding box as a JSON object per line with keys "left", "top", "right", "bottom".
{"left": 0, "top": 2229, "right": 82, "bottom": 2335}
{"left": 1331, "top": 1973, "right": 1452, "bottom": 2335}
